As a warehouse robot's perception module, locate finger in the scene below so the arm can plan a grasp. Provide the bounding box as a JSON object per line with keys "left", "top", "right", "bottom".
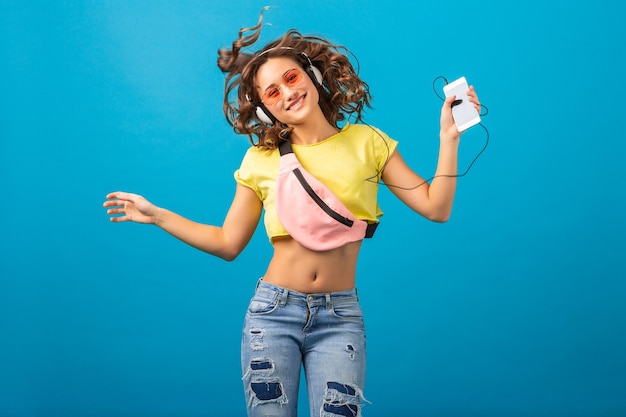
{"left": 442, "top": 95, "right": 456, "bottom": 109}
{"left": 106, "top": 191, "right": 137, "bottom": 202}
{"left": 106, "top": 207, "right": 127, "bottom": 215}
{"left": 103, "top": 200, "right": 122, "bottom": 208}
{"left": 107, "top": 205, "right": 126, "bottom": 219}
{"left": 469, "top": 96, "right": 481, "bottom": 112}
{"left": 103, "top": 199, "right": 131, "bottom": 209}
{"left": 107, "top": 205, "right": 130, "bottom": 222}
{"left": 109, "top": 215, "right": 129, "bottom": 223}
{"left": 467, "top": 96, "right": 480, "bottom": 108}
{"left": 467, "top": 86, "right": 480, "bottom": 104}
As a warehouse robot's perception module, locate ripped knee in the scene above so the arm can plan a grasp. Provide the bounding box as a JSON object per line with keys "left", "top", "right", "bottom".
{"left": 322, "top": 381, "right": 368, "bottom": 417}
{"left": 243, "top": 358, "right": 288, "bottom": 408}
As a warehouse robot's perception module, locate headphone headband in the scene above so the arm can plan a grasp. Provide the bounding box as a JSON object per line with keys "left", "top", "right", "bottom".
{"left": 256, "top": 47, "right": 310, "bottom": 64}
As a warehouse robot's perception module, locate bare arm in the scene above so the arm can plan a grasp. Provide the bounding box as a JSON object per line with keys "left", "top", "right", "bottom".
{"left": 381, "top": 87, "right": 481, "bottom": 222}
{"left": 381, "top": 143, "right": 457, "bottom": 222}
{"left": 103, "top": 184, "right": 262, "bottom": 261}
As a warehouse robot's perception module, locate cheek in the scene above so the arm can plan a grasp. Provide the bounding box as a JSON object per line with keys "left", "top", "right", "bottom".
{"left": 308, "top": 84, "right": 321, "bottom": 105}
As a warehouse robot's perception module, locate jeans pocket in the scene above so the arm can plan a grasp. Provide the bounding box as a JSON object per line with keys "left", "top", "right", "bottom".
{"left": 330, "top": 302, "right": 363, "bottom": 321}
{"left": 247, "top": 293, "right": 280, "bottom": 315}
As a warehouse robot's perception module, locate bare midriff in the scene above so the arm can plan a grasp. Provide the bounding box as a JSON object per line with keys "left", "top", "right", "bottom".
{"left": 262, "top": 237, "right": 361, "bottom": 294}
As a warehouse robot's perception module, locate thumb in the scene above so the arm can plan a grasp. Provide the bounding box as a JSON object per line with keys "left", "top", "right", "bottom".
{"left": 443, "top": 95, "right": 457, "bottom": 108}
{"left": 107, "top": 191, "right": 138, "bottom": 202}
{"left": 441, "top": 95, "right": 456, "bottom": 117}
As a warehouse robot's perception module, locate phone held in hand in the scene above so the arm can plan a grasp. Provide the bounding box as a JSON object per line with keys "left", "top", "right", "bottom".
{"left": 443, "top": 76, "right": 480, "bottom": 132}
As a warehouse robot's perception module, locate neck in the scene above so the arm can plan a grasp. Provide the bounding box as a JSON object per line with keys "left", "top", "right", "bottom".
{"left": 289, "top": 113, "right": 339, "bottom": 145}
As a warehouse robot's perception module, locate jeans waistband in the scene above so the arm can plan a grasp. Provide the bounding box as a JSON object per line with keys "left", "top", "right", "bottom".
{"left": 256, "top": 279, "right": 359, "bottom": 308}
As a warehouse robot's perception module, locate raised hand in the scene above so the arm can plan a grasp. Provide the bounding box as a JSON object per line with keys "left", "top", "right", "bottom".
{"left": 103, "top": 192, "right": 160, "bottom": 224}
{"left": 440, "top": 85, "right": 481, "bottom": 140}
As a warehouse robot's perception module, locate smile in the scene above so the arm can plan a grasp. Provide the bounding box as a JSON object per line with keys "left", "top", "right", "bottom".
{"left": 287, "top": 94, "right": 306, "bottom": 111}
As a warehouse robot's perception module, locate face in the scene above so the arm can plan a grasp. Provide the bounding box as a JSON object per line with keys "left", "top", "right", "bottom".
{"left": 254, "top": 57, "right": 320, "bottom": 125}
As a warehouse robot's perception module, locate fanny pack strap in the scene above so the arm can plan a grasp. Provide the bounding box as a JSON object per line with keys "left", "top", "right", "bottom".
{"left": 364, "top": 221, "right": 378, "bottom": 238}
{"left": 278, "top": 140, "right": 378, "bottom": 239}
{"left": 277, "top": 138, "right": 296, "bottom": 156}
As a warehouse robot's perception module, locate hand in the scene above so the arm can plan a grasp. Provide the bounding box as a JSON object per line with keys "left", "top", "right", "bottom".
{"left": 465, "top": 85, "right": 481, "bottom": 118}
{"left": 440, "top": 85, "right": 481, "bottom": 141}
{"left": 103, "top": 191, "right": 160, "bottom": 224}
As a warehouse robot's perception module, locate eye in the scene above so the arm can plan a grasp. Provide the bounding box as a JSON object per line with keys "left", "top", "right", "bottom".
{"left": 264, "top": 88, "right": 280, "bottom": 100}
{"left": 284, "top": 69, "right": 302, "bottom": 86}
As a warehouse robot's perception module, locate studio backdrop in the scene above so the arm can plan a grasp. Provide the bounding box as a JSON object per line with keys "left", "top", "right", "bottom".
{"left": 1, "top": 1, "right": 624, "bottom": 416}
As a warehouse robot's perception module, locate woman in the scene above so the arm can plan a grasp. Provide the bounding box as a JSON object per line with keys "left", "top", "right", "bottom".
{"left": 103, "top": 11, "right": 481, "bottom": 417}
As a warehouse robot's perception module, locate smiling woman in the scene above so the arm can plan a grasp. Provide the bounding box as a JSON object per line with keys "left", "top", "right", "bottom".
{"left": 252, "top": 56, "right": 332, "bottom": 141}
{"left": 2, "top": 0, "right": 624, "bottom": 416}
{"left": 103, "top": 7, "right": 481, "bottom": 417}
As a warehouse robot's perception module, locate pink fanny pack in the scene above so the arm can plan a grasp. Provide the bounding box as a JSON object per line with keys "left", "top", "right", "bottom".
{"left": 275, "top": 140, "right": 378, "bottom": 251}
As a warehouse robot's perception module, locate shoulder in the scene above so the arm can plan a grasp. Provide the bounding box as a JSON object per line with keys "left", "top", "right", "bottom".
{"left": 235, "top": 145, "right": 279, "bottom": 186}
{"left": 240, "top": 144, "right": 279, "bottom": 166}
{"left": 339, "top": 123, "right": 398, "bottom": 156}
{"left": 340, "top": 122, "right": 375, "bottom": 137}
{"left": 340, "top": 123, "right": 395, "bottom": 144}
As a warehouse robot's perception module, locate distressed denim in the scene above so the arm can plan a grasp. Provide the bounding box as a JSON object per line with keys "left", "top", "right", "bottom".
{"left": 242, "top": 280, "right": 368, "bottom": 417}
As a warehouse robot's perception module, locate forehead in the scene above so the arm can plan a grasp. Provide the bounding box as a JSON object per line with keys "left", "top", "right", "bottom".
{"left": 255, "top": 57, "right": 302, "bottom": 89}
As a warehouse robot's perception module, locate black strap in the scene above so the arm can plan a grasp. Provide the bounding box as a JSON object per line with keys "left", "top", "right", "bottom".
{"left": 278, "top": 139, "right": 293, "bottom": 156}
{"left": 293, "top": 168, "right": 354, "bottom": 228}
{"left": 365, "top": 222, "right": 378, "bottom": 238}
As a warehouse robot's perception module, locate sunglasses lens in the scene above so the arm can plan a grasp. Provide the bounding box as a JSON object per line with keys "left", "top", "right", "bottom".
{"left": 285, "top": 69, "right": 302, "bottom": 86}
{"left": 262, "top": 88, "right": 281, "bottom": 105}
{"left": 261, "top": 69, "right": 304, "bottom": 105}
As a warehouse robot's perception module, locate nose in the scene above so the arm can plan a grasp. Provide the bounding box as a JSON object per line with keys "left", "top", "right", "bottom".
{"left": 281, "top": 85, "right": 298, "bottom": 101}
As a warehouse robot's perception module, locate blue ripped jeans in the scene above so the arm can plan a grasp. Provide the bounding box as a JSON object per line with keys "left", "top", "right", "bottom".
{"left": 242, "top": 280, "right": 368, "bottom": 417}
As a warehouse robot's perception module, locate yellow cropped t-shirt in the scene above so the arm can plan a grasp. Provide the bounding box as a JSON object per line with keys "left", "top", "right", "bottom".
{"left": 234, "top": 123, "right": 398, "bottom": 244}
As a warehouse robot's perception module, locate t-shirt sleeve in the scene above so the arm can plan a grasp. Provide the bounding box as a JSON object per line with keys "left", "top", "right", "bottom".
{"left": 368, "top": 126, "right": 399, "bottom": 179}
{"left": 233, "top": 148, "right": 263, "bottom": 200}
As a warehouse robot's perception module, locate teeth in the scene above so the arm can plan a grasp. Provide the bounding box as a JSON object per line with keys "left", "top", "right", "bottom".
{"left": 289, "top": 96, "right": 304, "bottom": 111}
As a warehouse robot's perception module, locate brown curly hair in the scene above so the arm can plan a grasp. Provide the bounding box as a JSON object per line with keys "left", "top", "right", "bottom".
{"left": 217, "top": 9, "right": 372, "bottom": 149}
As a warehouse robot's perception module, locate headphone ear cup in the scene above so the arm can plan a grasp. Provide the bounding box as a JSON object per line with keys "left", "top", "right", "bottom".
{"left": 256, "top": 105, "right": 274, "bottom": 125}
{"left": 309, "top": 65, "right": 323, "bottom": 86}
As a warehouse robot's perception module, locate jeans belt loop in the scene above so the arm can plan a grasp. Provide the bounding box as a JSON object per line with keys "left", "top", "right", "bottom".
{"left": 325, "top": 293, "right": 332, "bottom": 310}
{"left": 278, "top": 288, "right": 289, "bottom": 307}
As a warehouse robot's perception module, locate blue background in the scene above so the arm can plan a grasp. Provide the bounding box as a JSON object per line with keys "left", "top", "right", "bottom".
{"left": 1, "top": 1, "right": 625, "bottom": 416}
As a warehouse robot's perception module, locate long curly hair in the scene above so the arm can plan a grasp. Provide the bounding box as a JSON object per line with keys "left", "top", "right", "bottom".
{"left": 217, "top": 9, "right": 372, "bottom": 149}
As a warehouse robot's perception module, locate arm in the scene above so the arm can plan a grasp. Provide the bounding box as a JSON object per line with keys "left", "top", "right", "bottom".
{"left": 381, "top": 86, "right": 480, "bottom": 222}
{"left": 103, "top": 184, "right": 262, "bottom": 261}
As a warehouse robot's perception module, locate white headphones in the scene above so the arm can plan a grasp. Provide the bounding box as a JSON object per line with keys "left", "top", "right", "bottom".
{"left": 248, "top": 48, "right": 323, "bottom": 125}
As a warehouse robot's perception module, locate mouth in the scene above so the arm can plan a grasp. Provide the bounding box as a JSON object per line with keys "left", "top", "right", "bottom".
{"left": 287, "top": 94, "right": 306, "bottom": 111}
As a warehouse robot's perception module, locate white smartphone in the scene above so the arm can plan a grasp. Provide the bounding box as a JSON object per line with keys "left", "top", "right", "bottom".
{"left": 443, "top": 76, "right": 480, "bottom": 132}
